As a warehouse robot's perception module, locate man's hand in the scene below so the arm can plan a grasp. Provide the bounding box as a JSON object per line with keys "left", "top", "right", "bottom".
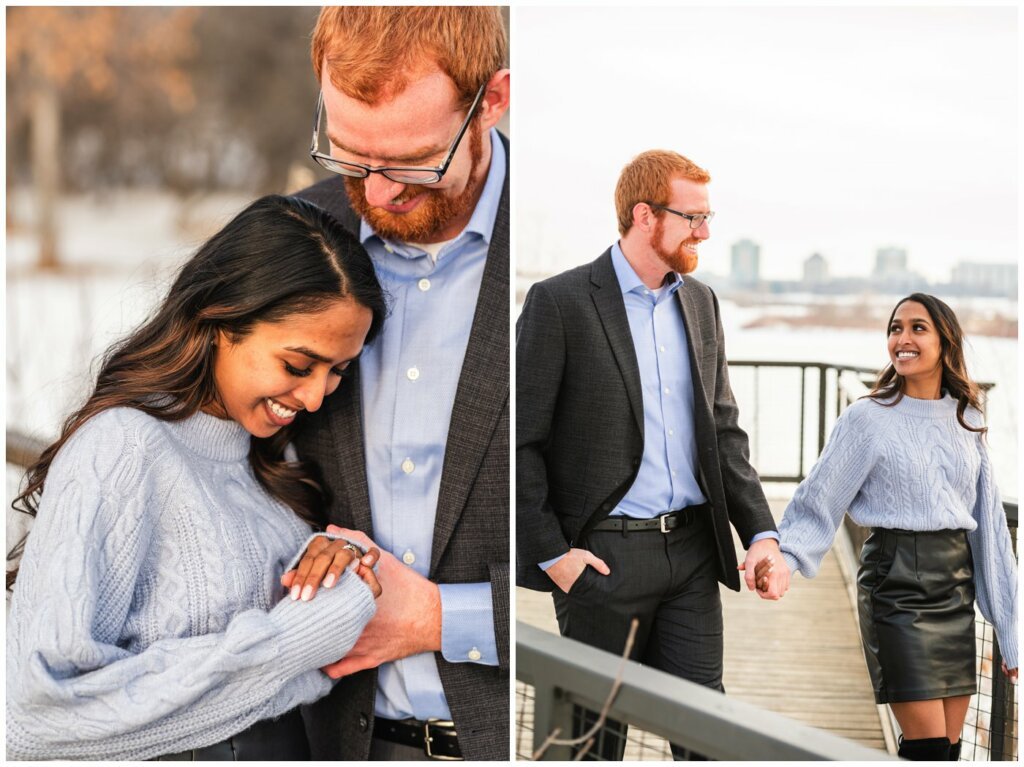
{"left": 738, "top": 538, "right": 789, "bottom": 600}
{"left": 544, "top": 547, "right": 610, "bottom": 594}
{"left": 319, "top": 526, "right": 441, "bottom": 679}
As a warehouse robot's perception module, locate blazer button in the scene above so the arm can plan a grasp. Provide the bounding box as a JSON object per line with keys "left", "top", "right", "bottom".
{"left": 633, "top": 457, "right": 641, "bottom": 467}
{"left": 358, "top": 714, "right": 369, "bottom": 732}
{"left": 601, "top": 503, "right": 611, "bottom": 511}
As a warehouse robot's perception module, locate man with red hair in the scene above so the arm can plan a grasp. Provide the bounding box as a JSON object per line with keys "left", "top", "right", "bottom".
{"left": 517, "top": 150, "right": 785, "bottom": 760}
{"left": 295, "top": 7, "right": 510, "bottom": 761}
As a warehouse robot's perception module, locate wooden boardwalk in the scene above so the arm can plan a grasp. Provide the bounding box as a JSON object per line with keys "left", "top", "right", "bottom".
{"left": 516, "top": 499, "right": 889, "bottom": 759}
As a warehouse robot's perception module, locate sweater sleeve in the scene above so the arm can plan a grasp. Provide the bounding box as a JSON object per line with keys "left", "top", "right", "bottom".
{"left": 5, "top": 423, "right": 376, "bottom": 761}
{"left": 779, "top": 402, "right": 880, "bottom": 578}
{"left": 966, "top": 435, "right": 1018, "bottom": 670}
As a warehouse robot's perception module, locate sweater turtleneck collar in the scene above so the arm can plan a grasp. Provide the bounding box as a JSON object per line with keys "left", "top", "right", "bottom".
{"left": 889, "top": 391, "right": 958, "bottom": 420}
{"left": 165, "top": 409, "right": 252, "bottom": 462}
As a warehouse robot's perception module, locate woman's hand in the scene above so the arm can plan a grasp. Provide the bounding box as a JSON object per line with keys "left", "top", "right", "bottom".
{"left": 281, "top": 538, "right": 382, "bottom": 601}
{"left": 1001, "top": 661, "right": 1018, "bottom": 682}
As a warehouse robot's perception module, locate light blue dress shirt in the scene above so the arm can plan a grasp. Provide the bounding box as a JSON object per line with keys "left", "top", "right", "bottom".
{"left": 540, "top": 242, "right": 775, "bottom": 571}
{"left": 608, "top": 242, "right": 706, "bottom": 516}
{"left": 357, "top": 129, "right": 505, "bottom": 720}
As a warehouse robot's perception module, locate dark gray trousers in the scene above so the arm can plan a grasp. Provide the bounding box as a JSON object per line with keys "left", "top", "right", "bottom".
{"left": 551, "top": 514, "right": 724, "bottom": 760}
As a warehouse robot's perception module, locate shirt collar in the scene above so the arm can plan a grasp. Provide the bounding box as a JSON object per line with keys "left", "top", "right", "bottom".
{"left": 610, "top": 241, "right": 684, "bottom": 296}
{"left": 359, "top": 127, "right": 505, "bottom": 255}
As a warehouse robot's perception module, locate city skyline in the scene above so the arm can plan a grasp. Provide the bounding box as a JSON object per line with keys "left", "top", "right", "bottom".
{"left": 703, "top": 238, "right": 1017, "bottom": 292}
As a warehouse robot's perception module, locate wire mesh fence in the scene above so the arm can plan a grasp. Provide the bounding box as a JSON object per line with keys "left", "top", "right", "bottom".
{"left": 516, "top": 683, "right": 674, "bottom": 761}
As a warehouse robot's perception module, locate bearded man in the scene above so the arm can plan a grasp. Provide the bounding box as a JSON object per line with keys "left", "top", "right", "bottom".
{"left": 516, "top": 150, "right": 786, "bottom": 760}
{"left": 293, "top": 7, "right": 510, "bottom": 762}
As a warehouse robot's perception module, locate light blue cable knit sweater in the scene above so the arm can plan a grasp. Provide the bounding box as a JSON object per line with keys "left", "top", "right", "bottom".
{"left": 778, "top": 393, "right": 1018, "bottom": 669}
{"left": 6, "top": 407, "right": 377, "bottom": 761}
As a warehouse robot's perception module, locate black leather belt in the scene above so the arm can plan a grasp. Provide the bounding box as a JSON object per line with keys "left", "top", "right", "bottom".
{"left": 372, "top": 717, "right": 463, "bottom": 760}
{"left": 592, "top": 503, "right": 709, "bottom": 533}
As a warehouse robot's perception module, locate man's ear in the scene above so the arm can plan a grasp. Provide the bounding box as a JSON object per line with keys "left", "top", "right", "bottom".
{"left": 632, "top": 202, "right": 655, "bottom": 232}
{"left": 477, "top": 68, "right": 510, "bottom": 130}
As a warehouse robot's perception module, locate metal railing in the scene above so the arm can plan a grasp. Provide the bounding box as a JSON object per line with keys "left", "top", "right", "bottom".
{"left": 518, "top": 622, "right": 894, "bottom": 761}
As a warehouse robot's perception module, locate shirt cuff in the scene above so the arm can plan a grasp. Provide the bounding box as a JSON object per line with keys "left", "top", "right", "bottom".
{"left": 438, "top": 583, "right": 498, "bottom": 666}
{"left": 748, "top": 531, "right": 780, "bottom": 547}
{"left": 538, "top": 552, "right": 569, "bottom": 571}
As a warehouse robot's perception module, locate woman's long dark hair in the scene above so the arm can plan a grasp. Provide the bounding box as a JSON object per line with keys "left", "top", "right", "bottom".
{"left": 868, "top": 292, "right": 985, "bottom": 434}
{"left": 8, "top": 195, "right": 386, "bottom": 588}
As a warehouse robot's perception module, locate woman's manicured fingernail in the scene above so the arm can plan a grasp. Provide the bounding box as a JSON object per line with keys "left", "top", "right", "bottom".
{"left": 290, "top": 585, "right": 300, "bottom": 601}
{"left": 324, "top": 573, "right": 336, "bottom": 588}
{"left": 301, "top": 585, "right": 313, "bottom": 602}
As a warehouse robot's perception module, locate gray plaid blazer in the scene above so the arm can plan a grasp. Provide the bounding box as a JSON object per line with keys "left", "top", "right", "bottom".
{"left": 516, "top": 248, "right": 775, "bottom": 593}
{"left": 293, "top": 133, "right": 509, "bottom": 761}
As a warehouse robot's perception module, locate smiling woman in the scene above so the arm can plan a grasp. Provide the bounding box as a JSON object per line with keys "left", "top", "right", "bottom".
{"left": 208, "top": 300, "right": 372, "bottom": 437}
{"left": 777, "top": 293, "right": 1017, "bottom": 761}
{"left": 6, "top": 195, "right": 389, "bottom": 760}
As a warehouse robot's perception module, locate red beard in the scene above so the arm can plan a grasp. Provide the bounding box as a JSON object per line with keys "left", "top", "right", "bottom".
{"left": 652, "top": 217, "right": 699, "bottom": 275}
{"left": 344, "top": 122, "right": 484, "bottom": 243}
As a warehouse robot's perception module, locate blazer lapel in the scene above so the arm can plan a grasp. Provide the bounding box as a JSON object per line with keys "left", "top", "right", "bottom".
{"left": 430, "top": 138, "right": 510, "bottom": 574}
{"left": 325, "top": 362, "right": 375, "bottom": 536}
{"left": 591, "top": 251, "right": 644, "bottom": 435}
{"left": 677, "top": 286, "right": 715, "bottom": 483}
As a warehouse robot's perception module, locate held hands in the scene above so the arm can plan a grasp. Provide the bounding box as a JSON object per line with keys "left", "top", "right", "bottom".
{"left": 319, "top": 526, "right": 442, "bottom": 679}
{"left": 737, "top": 538, "right": 790, "bottom": 600}
{"left": 544, "top": 547, "right": 610, "bottom": 594}
{"left": 280, "top": 536, "right": 383, "bottom": 601}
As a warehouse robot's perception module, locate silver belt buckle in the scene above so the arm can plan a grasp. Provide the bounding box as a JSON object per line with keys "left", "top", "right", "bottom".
{"left": 423, "top": 719, "right": 461, "bottom": 760}
{"left": 659, "top": 513, "right": 672, "bottom": 533}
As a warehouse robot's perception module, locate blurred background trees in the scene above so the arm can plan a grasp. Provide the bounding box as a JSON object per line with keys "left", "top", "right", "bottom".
{"left": 7, "top": 6, "right": 510, "bottom": 269}
{"left": 7, "top": 7, "right": 323, "bottom": 266}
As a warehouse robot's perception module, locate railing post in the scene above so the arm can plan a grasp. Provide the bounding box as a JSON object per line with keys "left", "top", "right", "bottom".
{"left": 817, "top": 365, "right": 827, "bottom": 457}
{"left": 530, "top": 681, "right": 575, "bottom": 760}
{"left": 989, "top": 637, "right": 1014, "bottom": 761}
{"left": 798, "top": 366, "right": 806, "bottom": 481}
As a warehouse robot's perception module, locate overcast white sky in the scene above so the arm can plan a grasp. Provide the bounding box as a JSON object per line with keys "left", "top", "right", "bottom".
{"left": 515, "top": 6, "right": 1018, "bottom": 282}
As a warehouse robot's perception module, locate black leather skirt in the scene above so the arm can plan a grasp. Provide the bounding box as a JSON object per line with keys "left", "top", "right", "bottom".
{"left": 153, "top": 708, "right": 310, "bottom": 761}
{"left": 857, "top": 528, "right": 977, "bottom": 704}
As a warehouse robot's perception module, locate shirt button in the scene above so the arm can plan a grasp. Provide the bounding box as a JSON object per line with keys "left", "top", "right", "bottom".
{"left": 384, "top": 244, "right": 394, "bottom": 254}
{"left": 664, "top": 387, "right": 671, "bottom": 394}
{"left": 468, "top": 647, "right": 482, "bottom": 661}
{"left": 644, "top": 289, "right": 650, "bottom": 295}
{"left": 401, "top": 458, "right": 415, "bottom": 474}
{"left": 672, "top": 470, "right": 678, "bottom": 477}
{"left": 659, "top": 345, "right": 666, "bottom": 353}
{"left": 402, "top": 549, "right": 416, "bottom": 565}
{"left": 407, "top": 367, "right": 420, "bottom": 381}
{"left": 668, "top": 429, "right": 675, "bottom": 436}
{"left": 418, "top": 278, "right": 431, "bottom": 292}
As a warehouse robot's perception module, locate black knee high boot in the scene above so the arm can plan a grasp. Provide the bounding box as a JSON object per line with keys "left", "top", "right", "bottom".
{"left": 897, "top": 736, "right": 951, "bottom": 761}
{"left": 948, "top": 740, "right": 961, "bottom": 761}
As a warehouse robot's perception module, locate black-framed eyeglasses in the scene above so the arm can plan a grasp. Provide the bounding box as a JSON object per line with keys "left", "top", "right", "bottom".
{"left": 309, "top": 81, "right": 487, "bottom": 185}
{"left": 647, "top": 202, "right": 715, "bottom": 229}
